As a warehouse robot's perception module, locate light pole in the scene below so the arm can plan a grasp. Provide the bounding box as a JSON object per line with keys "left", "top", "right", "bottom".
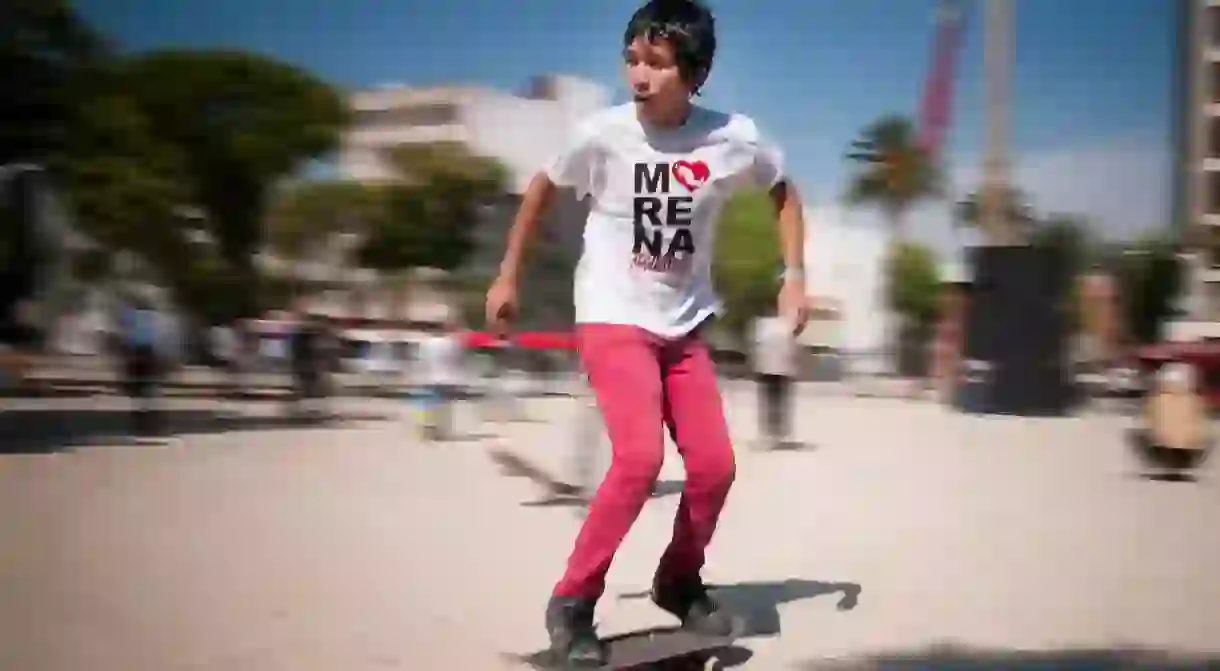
{"left": 981, "top": 0, "right": 1014, "bottom": 246}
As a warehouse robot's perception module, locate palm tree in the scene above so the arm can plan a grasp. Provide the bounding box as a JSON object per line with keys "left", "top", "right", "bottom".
{"left": 844, "top": 115, "right": 942, "bottom": 372}
{"left": 844, "top": 115, "right": 942, "bottom": 243}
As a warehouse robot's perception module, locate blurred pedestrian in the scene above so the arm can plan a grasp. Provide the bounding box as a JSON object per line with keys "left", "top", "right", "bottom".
{"left": 118, "top": 294, "right": 164, "bottom": 436}
{"left": 414, "top": 315, "right": 466, "bottom": 440}
{"left": 751, "top": 310, "right": 798, "bottom": 449}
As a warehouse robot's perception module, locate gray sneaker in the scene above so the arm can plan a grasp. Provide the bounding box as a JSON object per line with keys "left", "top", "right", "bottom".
{"left": 545, "top": 596, "right": 605, "bottom": 668}
{"left": 650, "top": 575, "right": 739, "bottom": 638}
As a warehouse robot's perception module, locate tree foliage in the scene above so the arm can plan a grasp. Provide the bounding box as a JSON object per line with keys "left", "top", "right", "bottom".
{"left": 50, "top": 85, "right": 192, "bottom": 272}
{"left": 357, "top": 142, "right": 510, "bottom": 273}
{"left": 713, "top": 189, "right": 782, "bottom": 338}
{"left": 3, "top": 6, "right": 350, "bottom": 322}
{"left": 844, "top": 115, "right": 941, "bottom": 239}
{"left": 1113, "top": 234, "right": 1183, "bottom": 346}
{"left": 0, "top": 0, "right": 109, "bottom": 165}
{"left": 265, "top": 180, "right": 384, "bottom": 262}
{"left": 885, "top": 241, "right": 942, "bottom": 328}
{"left": 118, "top": 50, "right": 348, "bottom": 314}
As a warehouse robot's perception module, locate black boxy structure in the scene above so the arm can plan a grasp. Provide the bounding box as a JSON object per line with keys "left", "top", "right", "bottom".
{"left": 959, "top": 245, "right": 1074, "bottom": 416}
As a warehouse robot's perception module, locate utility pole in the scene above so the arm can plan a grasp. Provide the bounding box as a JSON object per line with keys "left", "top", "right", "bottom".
{"left": 981, "top": 0, "right": 1014, "bottom": 245}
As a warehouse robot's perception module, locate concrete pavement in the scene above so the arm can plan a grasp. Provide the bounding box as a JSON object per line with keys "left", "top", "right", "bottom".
{"left": 0, "top": 387, "right": 1217, "bottom": 670}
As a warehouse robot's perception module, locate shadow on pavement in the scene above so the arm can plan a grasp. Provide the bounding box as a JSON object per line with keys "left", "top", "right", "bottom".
{"left": 797, "top": 644, "right": 1220, "bottom": 670}
{"left": 519, "top": 479, "right": 685, "bottom": 510}
{"left": 756, "top": 439, "right": 816, "bottom": 453}
{"left": 0, "top": 407, "right": 393, "bottom": 454}
{"left": 619, "top": 579, "right": 862, "bottom": 638}
{"left": 506, "top": 626, "right": 754, "bottom": 670}
{"left": 488, "top": 447, "right": 684, "bottom": 508}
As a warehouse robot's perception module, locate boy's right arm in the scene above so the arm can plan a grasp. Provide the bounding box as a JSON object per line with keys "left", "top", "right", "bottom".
{"left": 485, "top": 172, "right": 557, "bottom": 337}
{"left": 488, "top": 115, "right": 599, "bottom": 333}
{"left": 496, "top": 112, "right": 599, "bottom": 284}
{"left": 486, "top": 172, "right": 556, "bottom": 334}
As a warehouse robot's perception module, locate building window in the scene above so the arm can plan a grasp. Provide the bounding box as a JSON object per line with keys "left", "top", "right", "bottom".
{"left": 1207, "top": 169, "right": 1220, "bottom": 215}
{"left": 1210, "top": 116, "right": 1220, "bottom": 160}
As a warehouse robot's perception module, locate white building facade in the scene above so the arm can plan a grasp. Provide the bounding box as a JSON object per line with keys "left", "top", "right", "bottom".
{"left": 801, "top": 206, "right": 890, "bottom": 355}
{"left": 340, "top": 75, "right": 608, "bottom": 193}
{"left": 1173, "top": 0, "right": 1220, "bottom": 339}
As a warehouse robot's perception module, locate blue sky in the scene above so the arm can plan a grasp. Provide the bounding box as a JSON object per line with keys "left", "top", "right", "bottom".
{"left": 78, "top": 0, "right": 1175, "bottom": 251}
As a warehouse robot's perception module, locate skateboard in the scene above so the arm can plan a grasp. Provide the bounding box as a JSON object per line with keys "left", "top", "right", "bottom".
{"left": 517, "top": 627, "right": 737, "bottom": 670}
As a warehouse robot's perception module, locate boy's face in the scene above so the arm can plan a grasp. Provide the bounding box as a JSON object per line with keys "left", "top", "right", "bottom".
{"left": 623, "top": 36, "right": 692, "bottom": 124}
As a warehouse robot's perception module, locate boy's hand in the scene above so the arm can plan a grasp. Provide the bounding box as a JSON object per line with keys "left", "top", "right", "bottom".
{"left": 778, "top": 277, "right": 808, "bottom": 335}
{"left": 485, "top": 274, "right": 519, "bottom": 339}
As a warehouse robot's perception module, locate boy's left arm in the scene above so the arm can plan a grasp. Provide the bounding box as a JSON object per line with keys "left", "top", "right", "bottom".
{"left": 769, "top": 180, "right": 809, "bottom": 334}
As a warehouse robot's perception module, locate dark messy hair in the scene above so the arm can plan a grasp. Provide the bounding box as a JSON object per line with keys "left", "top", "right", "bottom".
{"left": 623, "top": 0, "right": 717, "bottom": 95}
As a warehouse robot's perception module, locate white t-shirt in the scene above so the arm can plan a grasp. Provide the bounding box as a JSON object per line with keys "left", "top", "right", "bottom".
{"left": 546, "top": 103, "right": 786, "bottom": 338}
{"left": 752, "top": 316, "right": 797, "bottom": 377}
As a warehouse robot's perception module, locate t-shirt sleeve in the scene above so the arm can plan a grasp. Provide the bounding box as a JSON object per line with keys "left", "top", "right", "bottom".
{"left": 751, "top": 125, "right": 787, "bottom": 191}
{"left": 543, "top": 117, "right": 600, "bottom": 200}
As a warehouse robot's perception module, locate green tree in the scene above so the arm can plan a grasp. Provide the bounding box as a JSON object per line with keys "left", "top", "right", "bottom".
{"left": 886, "top": 241, "right": 942, "bottom": 330}
{"left": 1115, "top": 234, "right": 1183, "bottom": 345}
{"left": 266, "top": 180, "right": 385, "bottom": 266}
{"left": 1, "top": 0, "right": 112, "bottom": 325}
{"left": 0, "top": 0, "right": 109, "bottom": 165}
{"left": 359, "top": 143, "right": 510, "bottom": 273}
{"left": 356, "top": 188, "right": 429, "bottom": 272}
{"left": 713, "top": 189, "right": 782, "bottom": 340}
{"left": 844, "top": 115, "right": 942, "bottom": 370}
{"left": 886, "top": 242, "right": 942, "bottom": 376}
{"left": 50, "top": 87, "right": 192, "bottom": 274}
{"left": 119, "top": 50, "right": 348, "bottom": 316}
{"left": 844, "top": 115, "right": 941, "bottom": 242}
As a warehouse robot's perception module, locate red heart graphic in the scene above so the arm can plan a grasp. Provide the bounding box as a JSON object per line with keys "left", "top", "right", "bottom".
{"left": 672, "top": 160, "right": 710, "bottom": 192}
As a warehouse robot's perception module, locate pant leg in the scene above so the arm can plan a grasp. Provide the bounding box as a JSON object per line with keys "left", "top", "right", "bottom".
{"left": 755, "top": 374, "right": 771, "bottom": 439}
{"left": 759, "top": 374, "right": 782, "bottom": 439}
{"left": 655, "top": 330, "right": 736, "bottom": 581}
{"left": 129, "top": 346, "right": 155, "bottom": 433}
{"left": 775, "top": 375, "right": 792, "bottom": 438}
{"left": 553, "top": 325, "right": 666, "bottom": 601}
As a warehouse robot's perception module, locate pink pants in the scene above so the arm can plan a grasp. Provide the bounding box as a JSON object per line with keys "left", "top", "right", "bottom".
{"left": 552, "top": 323, "right": 736, "bottom": 601}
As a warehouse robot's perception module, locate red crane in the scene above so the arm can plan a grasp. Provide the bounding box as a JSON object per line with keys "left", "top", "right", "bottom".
{"left": 916, "top": 0, "right": 970, "bottom": 160}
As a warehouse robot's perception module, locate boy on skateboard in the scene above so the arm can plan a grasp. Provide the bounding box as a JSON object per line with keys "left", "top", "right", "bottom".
{"left": 485, "top": 0, "right": 808, "bottom": 666}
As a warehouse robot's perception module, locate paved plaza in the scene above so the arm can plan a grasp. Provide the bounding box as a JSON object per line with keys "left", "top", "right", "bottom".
{"left": 1, "top": 385, "right": 1218, "bottom": 670}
